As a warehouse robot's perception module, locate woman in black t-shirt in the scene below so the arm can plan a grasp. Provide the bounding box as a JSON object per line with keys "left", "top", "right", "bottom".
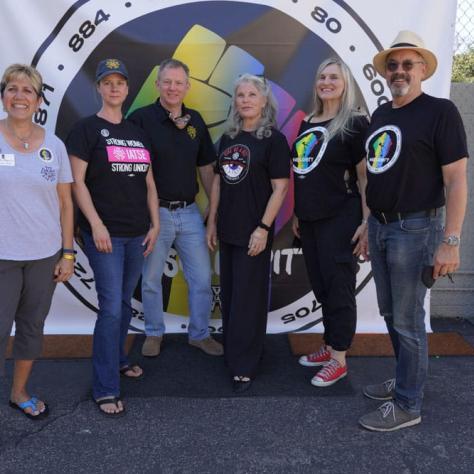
{"left": 66, "top": 59, "right": 159, "bottom": 417}
{"left": 207, "top": 74, "right": 290, "bottom": 393}
{"left": 292, "top": 58, "right": 369, "bottom": 387}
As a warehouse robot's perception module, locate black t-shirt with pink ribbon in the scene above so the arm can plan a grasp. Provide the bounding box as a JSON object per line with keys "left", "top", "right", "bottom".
{"left": 216, "top": 128, "right": 290, "bottom": 246}
{"left": 66, "top": 115, "right": 152, "bottom": 237}
{"left": 292, "top": 114, "right": 368, "bottom": 221}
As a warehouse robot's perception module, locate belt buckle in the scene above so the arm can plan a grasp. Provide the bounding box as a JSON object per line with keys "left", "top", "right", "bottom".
{"left": 169, "top": 200, "right": 181, "bottom": 211}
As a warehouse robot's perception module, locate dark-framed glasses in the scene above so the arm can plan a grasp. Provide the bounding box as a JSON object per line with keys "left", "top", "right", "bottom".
{"left": 386, "top": 60, "right": 425, "bottom": 72}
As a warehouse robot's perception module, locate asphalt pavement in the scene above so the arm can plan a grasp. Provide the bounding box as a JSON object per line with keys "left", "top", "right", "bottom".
{"left": 0, "top": 319, "right": 473, "bottom": 474}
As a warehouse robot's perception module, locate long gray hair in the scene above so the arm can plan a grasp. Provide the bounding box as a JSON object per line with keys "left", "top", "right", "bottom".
{"left": 311, "top": 58, "right": 361, "bottom": 140}
{"left": 226, "top": 74, "right": 277, "bottom": 139}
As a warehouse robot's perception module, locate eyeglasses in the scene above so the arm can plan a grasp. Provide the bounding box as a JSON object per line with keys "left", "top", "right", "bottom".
{"left": 386, "top": 60, "right": 425, "bottom": 72}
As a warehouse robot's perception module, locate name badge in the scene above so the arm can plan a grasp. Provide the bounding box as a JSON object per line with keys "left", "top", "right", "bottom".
{"left": 0, "top": 153, "right": 15, "bottom": 166}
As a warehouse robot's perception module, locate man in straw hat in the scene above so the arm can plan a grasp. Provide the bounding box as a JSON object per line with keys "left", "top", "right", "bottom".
{"left": 359, "top": 31, "right": 468, "bottom": 431}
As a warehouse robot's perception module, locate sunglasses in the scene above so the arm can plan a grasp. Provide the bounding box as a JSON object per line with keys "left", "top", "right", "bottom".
{"left": 386, "top": 60, "right": 425, "bottom": 72}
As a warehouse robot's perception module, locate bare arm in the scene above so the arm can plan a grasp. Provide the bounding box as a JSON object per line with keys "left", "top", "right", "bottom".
{"left": 54, "top": 182, "right": 75, "bottom": 282}
{"left": 433, "top": 157, "right": 468, "bottom": 278}
{"left": 352, "top": 159, "right": 370, "bottom": 260}
{"left": 248, "top": 178, "right": 289, "bottom": 257}
{"left": 206, "top": 173, "right": 220, "bottom": 251}
{"left": 142, "top": 166, "right": 160, "bottom": 257}
{"left": 70, "top": 155, "right": 112, "bottom": 253}
{"left": 198, "top": 163, "right": 215, "bottom": 200}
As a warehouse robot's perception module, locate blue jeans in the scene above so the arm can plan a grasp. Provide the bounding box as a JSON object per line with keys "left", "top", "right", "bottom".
{"left": 368, "top": 213, "right": 444, "bottom": 414}
{"left": 142, "top": 203, "right": 211, "bottom": 340}
{"left": 83, "top": 232, "right": 145, "bottom": 400}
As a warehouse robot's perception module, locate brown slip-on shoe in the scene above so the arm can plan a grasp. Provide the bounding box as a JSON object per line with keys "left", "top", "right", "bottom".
{"left": 189, "top": 336, "right": 224, "bottom": 356}
{"left": 142, "top": 336, "right": 162, "bottom": 357}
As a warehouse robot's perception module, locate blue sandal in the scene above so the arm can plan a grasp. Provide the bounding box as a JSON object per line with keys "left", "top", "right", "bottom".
{"left": 9, "top": 396, "right": 49, "bottom": 420}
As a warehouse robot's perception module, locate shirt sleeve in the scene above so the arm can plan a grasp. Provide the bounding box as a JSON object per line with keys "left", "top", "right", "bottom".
{"left": 65, "top": 119, "right": 93, "bottom": 163}
{"left": 434, "top": 100, "right": 469, "bottom": 166}
{"left": 55, "top": 136, "right": 73, "bottom": 183}
{"left": 269, "top": 130, "right": 291, "bottom": 179}
{"left": 350, "top": 115, "right": 369, "bottom": 166}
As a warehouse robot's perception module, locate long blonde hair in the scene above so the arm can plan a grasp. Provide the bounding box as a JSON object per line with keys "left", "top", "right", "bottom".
{"left": 311, "top": 58, "right": 362, "bottom": 140}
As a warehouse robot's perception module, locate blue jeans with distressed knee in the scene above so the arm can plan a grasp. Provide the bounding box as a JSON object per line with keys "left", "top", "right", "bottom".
{"left": 368, "top": 213, "right": 444, "bottom": 415}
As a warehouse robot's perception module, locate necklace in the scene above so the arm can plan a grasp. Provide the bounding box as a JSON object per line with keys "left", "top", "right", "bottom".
{"left": 5, "top": 120, "right": 34, "bottom": 150}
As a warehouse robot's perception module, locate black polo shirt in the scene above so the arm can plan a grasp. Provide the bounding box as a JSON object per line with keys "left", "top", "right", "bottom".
{"left": 128, "top": 100, "right": 216, "bottom": 202}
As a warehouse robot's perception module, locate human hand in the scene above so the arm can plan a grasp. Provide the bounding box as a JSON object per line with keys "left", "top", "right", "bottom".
{"left": 433, "top": 243, "right": 460, "bottom": 279}
{"left": 53, "top": 257, "right": 74, "bottom": 282}
{"left": 91, "top": 222, "right": 112, "bottom": 253}
{"left": 248, "top": 227, "right": 268, "bottom": 256}
{"left": 206, "top": 220, "right": 217, "bottom": 251}
{"left": 351, "top": 223, "right": 369, "bottom": 261}
{"left": 142, "top": 225, "right": 160, "bottom": 257}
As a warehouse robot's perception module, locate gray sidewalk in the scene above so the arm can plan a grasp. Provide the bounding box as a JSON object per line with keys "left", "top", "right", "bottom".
{"left": 1, "top": 319, "right": 473, "bottom": 474}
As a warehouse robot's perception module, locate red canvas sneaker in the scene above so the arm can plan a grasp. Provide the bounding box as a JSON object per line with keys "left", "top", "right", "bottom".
{"left": 311, "top": 359, "right": 347, "bottom": 387}
{"left": 298, "top": 346, "right": 331, "bottom": 367}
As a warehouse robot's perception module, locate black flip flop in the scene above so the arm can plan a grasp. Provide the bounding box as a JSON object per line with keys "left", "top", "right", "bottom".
{"left": 9, "top": 396, "right": 49, "bottom": 420}
{"left": 95, "top": 397, "right": 126, "bottom": 418}
{"left": 119, "top": 364, "right": 144, "bottom": 380}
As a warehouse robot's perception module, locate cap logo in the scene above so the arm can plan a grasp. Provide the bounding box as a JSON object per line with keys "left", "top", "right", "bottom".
{"left": 106, "top": 59, "right": 120, "bottom": 69}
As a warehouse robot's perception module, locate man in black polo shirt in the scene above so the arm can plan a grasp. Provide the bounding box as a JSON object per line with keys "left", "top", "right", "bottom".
{"left": 129, "top": 58, "right": 223, "bottom": 357}
{"left": 359, "top": 31, "right": 468, "bottom": 431}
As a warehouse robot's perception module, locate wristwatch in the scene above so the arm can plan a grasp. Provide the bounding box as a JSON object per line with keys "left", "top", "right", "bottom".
{"left": 442, "top": 235, "right": 461, "bottom": 247}
{"left": 258, "top": 221, "right": 271, "bottom": 232}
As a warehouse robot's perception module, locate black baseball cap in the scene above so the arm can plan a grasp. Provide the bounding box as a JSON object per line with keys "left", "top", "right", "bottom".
{"left": 96, "top": 59, "right": 129, "bottom": 82}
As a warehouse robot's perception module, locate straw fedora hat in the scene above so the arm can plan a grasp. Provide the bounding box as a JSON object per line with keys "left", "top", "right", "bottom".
{"left": 373, "top": 30, "right": 438, "bottom": 80}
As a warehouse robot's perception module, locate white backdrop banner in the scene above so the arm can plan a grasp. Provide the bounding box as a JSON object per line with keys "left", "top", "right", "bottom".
{"left": 0, "top": 0, "right": 457, "bottom": 334}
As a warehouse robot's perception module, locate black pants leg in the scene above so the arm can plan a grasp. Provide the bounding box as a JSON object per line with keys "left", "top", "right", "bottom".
{"left": 219, "top": 241, "right": 271, "bottom": 378}
{"left": 299, "top": 199, "right": 360, "bottom": 351}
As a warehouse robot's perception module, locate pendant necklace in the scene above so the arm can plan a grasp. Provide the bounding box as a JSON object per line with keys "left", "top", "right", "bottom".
{"left": 6, "top": 120, "right": 34, "bottom": 150}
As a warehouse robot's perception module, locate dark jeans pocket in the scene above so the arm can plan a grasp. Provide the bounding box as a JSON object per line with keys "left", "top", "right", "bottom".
{"left": 400, "top": 217, "right": 430, "bottom": 233}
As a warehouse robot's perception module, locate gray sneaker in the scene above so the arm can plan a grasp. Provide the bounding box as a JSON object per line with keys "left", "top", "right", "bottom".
{"left": 189, "top": 336, "right": 224, "bottom": 356}
{"left": 363, "top": 378, "right": 395, "bottom": 400}
{"left": 142, "top": 336, "right": 163, "bottom": 357}
{"left": 359, "top": 401, "right": 421, "bottom": 432}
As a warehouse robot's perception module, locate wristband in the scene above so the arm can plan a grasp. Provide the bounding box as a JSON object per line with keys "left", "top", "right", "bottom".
{"left": 258, "top": 221, "right": 271, "bottom": 232}
{"left": 62, "top": 253, "right": 75, "bottom": 261}
{"left": 62, "top": 248, "right": 75, "bottom": 254}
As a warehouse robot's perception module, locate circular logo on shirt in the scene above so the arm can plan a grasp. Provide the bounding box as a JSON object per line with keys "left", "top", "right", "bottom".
{"left": 292, "top": 126, "right": 329, "bottom": 176}
{"left": 219, "top": 144, "right": 250, "bottom": 184}
{"left": 100, "top": 128, "right": 110, "bottom": 137}
{"left": 38, "top": 148, "right": 53, "bottom": 163}
{"left": 366, "top": 125, "right": 402, "bottom": 174}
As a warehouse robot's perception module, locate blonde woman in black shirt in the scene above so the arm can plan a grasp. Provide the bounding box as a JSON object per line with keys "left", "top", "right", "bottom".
{"left": 292, "top": 58, "right": 369, "bottom": 387}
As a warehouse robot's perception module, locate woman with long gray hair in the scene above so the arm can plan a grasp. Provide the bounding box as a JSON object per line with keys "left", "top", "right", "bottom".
{"left": 292, "top": 58, "right": 369, "bottom": 386}
{"left": 207, "top": 74, "right": 290, "bottom": 393}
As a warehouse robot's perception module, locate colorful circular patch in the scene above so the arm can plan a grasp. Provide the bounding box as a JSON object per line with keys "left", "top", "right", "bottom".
{"left": 219, "top": 144, "right": 250, "bottom": 184}
{"left": 292, "top": 126, "right": 329, "bottom": 175}
{"left": 366, "top": 125, "right": 402, "bottom": 174}
{"left": 38, "top": 148, "right": 53, "bottom": 163}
